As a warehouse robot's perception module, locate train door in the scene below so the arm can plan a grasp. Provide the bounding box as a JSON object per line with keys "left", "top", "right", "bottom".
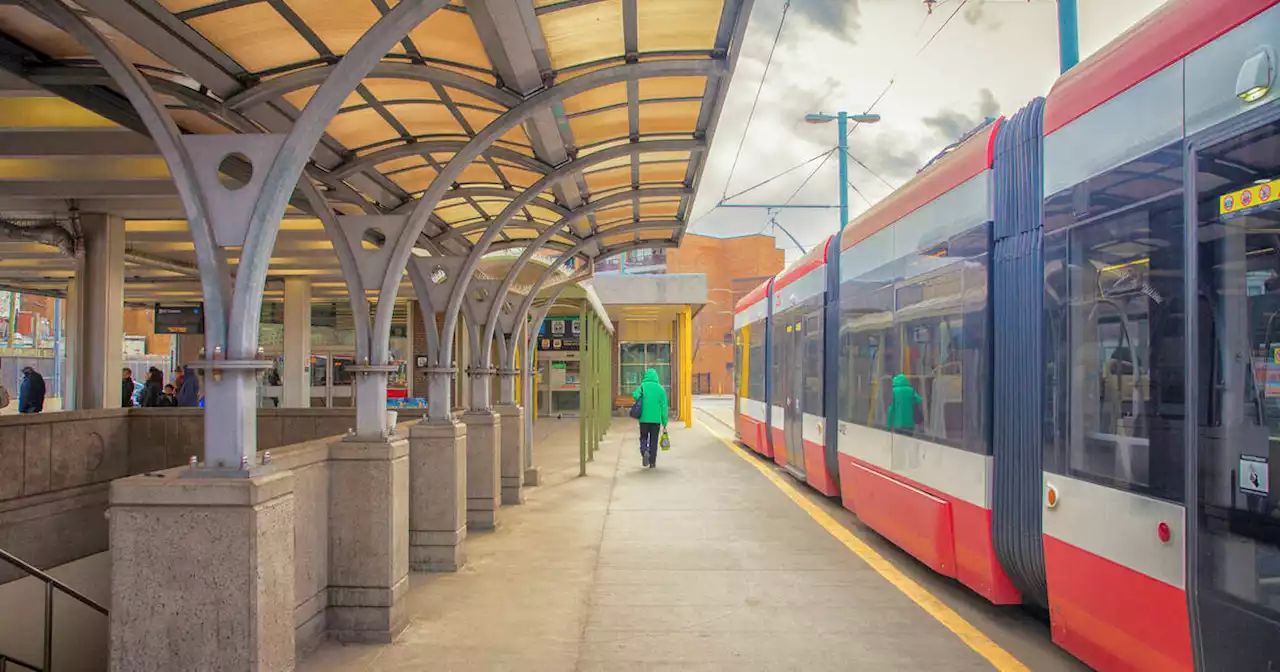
{"left": 785, "top": 315, "right": 806, "bottom": 479}
{"left": 1191, "top": 112, "right": 1280, "bottom": 669}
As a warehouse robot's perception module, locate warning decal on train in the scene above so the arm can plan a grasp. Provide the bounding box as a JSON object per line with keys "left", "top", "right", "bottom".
{"left": 1239, "top": 455, "right": 1269, "bottom": 496}
{"left": 1220, "top": 178, "right": 1280, "bottom": 219}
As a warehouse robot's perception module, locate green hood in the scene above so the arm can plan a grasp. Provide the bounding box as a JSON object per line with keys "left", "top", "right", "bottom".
{"left": 892, "top": 373, "right": 910, "bottom": 388}
{"left": 643, "top": 368, "right": 659, "bottom": 384}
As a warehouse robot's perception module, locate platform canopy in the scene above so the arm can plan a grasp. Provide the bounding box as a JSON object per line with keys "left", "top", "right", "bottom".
{"left": 0, "top": 0, "right": 749, "bottom": 303}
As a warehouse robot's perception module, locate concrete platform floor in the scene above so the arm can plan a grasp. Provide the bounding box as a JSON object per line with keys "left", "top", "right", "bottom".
{"left": 302, "top": 411, "right": 1073, "bottom": 671}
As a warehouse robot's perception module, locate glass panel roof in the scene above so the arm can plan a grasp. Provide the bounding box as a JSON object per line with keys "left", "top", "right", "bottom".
{"left": 0, "top": 0, "right": 746, "bottom": 270}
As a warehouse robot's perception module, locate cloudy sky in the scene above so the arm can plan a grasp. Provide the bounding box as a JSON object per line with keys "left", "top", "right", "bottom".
{"left": 688, "top": 0, "right": 1168, "bottom": 263}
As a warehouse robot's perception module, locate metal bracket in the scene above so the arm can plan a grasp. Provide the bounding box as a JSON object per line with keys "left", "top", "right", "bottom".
{"left": 180, "top": 134, "right": 287, "bottom": 247}
{"left": 462, "top": 278, "right": 503, "bottom": 327}
{"left": 408, "top": 256, "right": 469, "bottom": 310}
{"left": 336, "top": 215, "right": 410, "bottom": 289}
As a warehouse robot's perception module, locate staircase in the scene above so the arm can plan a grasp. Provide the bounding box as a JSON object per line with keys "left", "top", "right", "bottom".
{"left": 0, "top": 548, "right": 108, "bottom": 672}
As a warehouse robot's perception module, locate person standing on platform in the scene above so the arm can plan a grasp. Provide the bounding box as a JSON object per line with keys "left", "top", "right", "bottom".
{"left": 121, "top": 368, "right": 136, "bottom": 408}
{"left": 18, "top": 366, "right": 45, "bottom": 414}
{"left": 140, "top": 367, "right": 165, "bottom": 407}
{"left": 631, "top": 368, "right": 669, "bottom": 468}
{"left": 176, "top": 366, "right": 200, "bottom": 407}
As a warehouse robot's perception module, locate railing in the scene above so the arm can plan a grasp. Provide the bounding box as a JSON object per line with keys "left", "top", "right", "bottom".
{"left": 0, "top": 548, "right": 108, "bottom": 672}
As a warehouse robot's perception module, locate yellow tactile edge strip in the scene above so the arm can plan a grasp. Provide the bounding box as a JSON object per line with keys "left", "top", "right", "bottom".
{"left": 700, "top": 420, "right": 1030, "bottom": 672}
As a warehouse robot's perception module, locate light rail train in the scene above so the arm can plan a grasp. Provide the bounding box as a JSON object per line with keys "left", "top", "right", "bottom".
{"left": 733, "top": 1, "right": 1280, "bottom": 669}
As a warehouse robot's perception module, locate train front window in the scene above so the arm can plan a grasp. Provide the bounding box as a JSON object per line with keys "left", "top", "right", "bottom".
{"left": 1195, "top": 116, "right": 1280, "bottom": 632}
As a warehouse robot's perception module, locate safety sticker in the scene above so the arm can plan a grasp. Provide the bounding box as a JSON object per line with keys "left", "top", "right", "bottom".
{"left": 1240, "top": 454, "right": 1270, "bottom": 496}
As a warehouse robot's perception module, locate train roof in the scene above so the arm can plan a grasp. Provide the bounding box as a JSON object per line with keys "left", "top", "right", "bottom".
{"left": 839, "top": 119, "right": 1000, "bottom": 252}
{"left": 735, "top": 277, "right": 771, "bottom": 314}
{"left": 773, "top": 234, "right": 832, "bottom": 292}
{"left": 1044, "top": 0, "right": 1275, "bottom": 134}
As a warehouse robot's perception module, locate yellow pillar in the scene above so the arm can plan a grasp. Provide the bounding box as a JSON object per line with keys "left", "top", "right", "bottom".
{"left": 679, "top": 305, "right": 693, "bottom": 428}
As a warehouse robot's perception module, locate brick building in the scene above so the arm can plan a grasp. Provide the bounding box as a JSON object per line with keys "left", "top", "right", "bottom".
{"left": 666, "top": 233, "right": 784, "bottom": 395}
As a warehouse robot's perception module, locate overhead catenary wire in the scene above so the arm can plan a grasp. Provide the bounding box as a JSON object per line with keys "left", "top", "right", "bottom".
{"left": 721, "top": 148, "right": 831, "bottom": 203}
{"left": 780, "top": 148, "right": 837, "bottom": 207}
{"left": 845, "top": 149, "right": 897, "bottom": 190}
{"left": 720, "top": 0, "right": 792, "bottom": 201}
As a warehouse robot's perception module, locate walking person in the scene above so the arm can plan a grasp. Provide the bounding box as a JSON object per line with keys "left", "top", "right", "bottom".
{"left": 18, "top": 366, "right": 45, "bottom": 414}
{"left": 122, "top": 368, "right": 136, "bottom": 408}
{"left": 631, "top": 368, "right": 669, "bottom": 468}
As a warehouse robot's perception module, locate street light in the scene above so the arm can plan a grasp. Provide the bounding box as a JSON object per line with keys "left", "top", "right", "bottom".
{"left": 804, "top": 112, "right": 881, "bottom": 232}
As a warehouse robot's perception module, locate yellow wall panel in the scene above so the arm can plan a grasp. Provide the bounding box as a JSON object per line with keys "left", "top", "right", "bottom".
{"left": 562, "top": 82, "right": 627, "bottom": 116}
{"left": 638, "top": 76, "right": 708, "bottom": 100}
{"left": 583, "top": 165, "right": 631, "bottom": 193}
{"left": 326, "top": 108, "right": 398, "bottom": 148}
{"left": 638, "top": 100, "right": 700, "bottom": 135}
{"left": 390, "top": 166, "right": 438, "bottom": 193}
{"left": 285, "top": 0, "right": 381, "bottom": 54}
{"left": 568, "top": 105, "right": 629, "bottom": 147}
{"left": 390, "top": 102, "right": 463, "bottom": 136}
{"left": 0, "top": 97, "right": 116, "bottom": 129}
{"left": 407, "top": 11, "right": 492, "bottom": 70}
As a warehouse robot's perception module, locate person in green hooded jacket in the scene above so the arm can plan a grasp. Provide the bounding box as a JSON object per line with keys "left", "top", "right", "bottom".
{"left": 886, "top": 373, "right": 922, "bottom": 432}
{"left": 632, "top": 368, "right": 669, "bottom": 468}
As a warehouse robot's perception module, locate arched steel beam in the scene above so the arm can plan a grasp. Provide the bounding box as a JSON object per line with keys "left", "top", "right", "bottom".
{"left": 40, "top": 1, "right": 232, "bottom": 353}
{"left": 227, "top": 0, "right": 453, "bottom": 356}
{"left": 226, "top": 61, "right": 519, "bottom": 112}
{"left": 433, "top": 183, "right": 692, "bottom": 247}
{"left": 333, "top": 140, "right": 550, "bottom": 182}
{"left": 374, "top": 60, "right": 727, "bottom": 382}
{"left": 26, "top": 65, "right": 260, "bottom": 134}
{"left": 476, "top": 194, "right": 690, "bottom": 365}
{"left": 298, "top": 178, "right": 371, "bottom": 359}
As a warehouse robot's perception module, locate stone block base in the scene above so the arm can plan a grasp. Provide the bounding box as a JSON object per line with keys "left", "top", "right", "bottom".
{"left": 108, "top": 470, "right": 296, "bottom": 672}
{"left": 326, "top": 438, "right": 409, "bottom": 644}
{"left": 408, "top": 421, "right": 467, "bottom": 572}
{"left": 327, "top": 579, "right": 408, "bottom": 643}
{"left": 495, "top": 405, "right": 525, "bottom": 506}
{"left": 524, "top": 466, "right": 542, "bottom": 487}
{"left": 462, "top": 411, "right": 501, "bottom": 531}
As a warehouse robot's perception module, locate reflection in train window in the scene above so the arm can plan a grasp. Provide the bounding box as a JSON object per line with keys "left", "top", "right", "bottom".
{"left": 837, "top": 222, "right": 990, "bottom": 454}
{"left": 1043, "top": 142, "right": 1185, "bottom": 502}
{"left": 746, "top": 320, "right": 766, "bottom": 402}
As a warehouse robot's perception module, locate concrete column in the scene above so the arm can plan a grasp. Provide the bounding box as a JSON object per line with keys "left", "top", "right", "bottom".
{"left": 461, "top": 410, "right": 501, "bottom": 529}
{"left": 326, "top": 437, "right": 409, "bottom": 642}
{"left": 495, "top": 403, "right": 524, "bottom": 504}
{"left": 282, "top": 278, "right": 311, "bottom": 408}
{"left": 407, "top": 420, "right": 467, "bottom": 571}
{"left": 70, "top": 213, "right": 125, "bottom": 409}
{"left": 108, "top": 470, "right": 296, "bottom": 671}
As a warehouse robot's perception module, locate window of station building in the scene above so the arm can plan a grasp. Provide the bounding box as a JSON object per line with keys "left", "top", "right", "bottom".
{"left": 1042, "top": 141, "right": 1185, "bottom": 502}
{"left": 746, "top": 320, "right": 766, "bottom": 401}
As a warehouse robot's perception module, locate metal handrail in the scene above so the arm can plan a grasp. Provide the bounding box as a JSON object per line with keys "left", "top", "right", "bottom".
{"left": 0, "top": 547, "right": 108, "bottom": 672}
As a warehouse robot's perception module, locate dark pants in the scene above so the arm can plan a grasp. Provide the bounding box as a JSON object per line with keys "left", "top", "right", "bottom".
{"left": 639, "top": 422, "right": 661, "bottom": 465}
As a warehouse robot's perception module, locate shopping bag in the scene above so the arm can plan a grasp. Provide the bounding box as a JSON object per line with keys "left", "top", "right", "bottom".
{"left": 660, "top": 428, "right": 671, "bottom": 451}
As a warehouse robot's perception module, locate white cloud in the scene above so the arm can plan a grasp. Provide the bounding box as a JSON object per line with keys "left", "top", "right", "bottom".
{"left": 690, "top": 0, "right": 1169, "bottom": 263}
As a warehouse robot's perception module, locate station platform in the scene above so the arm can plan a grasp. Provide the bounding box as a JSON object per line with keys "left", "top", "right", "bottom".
{"left": 302, "top": 412, "right": 1010, "bottom": 671}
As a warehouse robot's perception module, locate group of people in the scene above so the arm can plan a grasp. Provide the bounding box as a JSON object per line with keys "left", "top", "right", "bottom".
{"left": 121, "top": 366, "right": 199, "bottom": 408}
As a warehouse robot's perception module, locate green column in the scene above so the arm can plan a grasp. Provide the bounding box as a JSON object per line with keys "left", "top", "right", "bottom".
{"left": 578, "top": 303, "right": 588, "bottom": 477}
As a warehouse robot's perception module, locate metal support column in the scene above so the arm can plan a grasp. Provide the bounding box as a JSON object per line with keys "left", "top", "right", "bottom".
{"left": 679, "top": 306, "right": 693, "bottom": 428}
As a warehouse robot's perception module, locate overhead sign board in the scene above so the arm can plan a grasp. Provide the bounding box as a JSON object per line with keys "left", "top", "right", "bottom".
{"left": 154, "top": 304, "right": 205, "bottom": 334}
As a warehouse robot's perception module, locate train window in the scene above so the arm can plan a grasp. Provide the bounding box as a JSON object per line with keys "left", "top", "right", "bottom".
{"left": 803, "top": 310, "right": 823, "bottom": 414}
{"left": 1043, "top": 141, "right": 1185, "bottom": 501}
{"left": 891, "top": 222, "right": 991, "bottom": 453}
{"left": 839, "top": 271, "right": 896, "bottom": 428}
{"left": 746, "top": 320, "right": 766, "bottom": 401}
{"left": 1194, "top": 116, "right": 1280, "bottom": 634}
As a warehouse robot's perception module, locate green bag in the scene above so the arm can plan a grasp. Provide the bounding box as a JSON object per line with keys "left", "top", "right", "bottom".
{"left": 660, "top": 429, "right": 671, "bottom": 451}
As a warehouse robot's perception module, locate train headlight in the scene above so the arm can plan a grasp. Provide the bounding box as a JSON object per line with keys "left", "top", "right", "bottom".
{"left": 1237, "top": 48, "right": 1274, "bottom": 103}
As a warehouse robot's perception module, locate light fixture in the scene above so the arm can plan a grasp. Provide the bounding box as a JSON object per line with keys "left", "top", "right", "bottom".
{"left": 1236, "top": 47, "right": 1275, "bottom": 103}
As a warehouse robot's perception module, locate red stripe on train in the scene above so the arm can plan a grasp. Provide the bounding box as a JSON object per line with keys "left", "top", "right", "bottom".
{"left": 1043, "top": 535, "right": 1192, "bottom": 672}
{"left": 770, "top": 427, "right": 787, "bottom": 466}
{"left": 838, "top": 454, "right": 1020, "bottom": 604}
{"left": 803, "top": 438, "right": 838, "bottom": 496}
